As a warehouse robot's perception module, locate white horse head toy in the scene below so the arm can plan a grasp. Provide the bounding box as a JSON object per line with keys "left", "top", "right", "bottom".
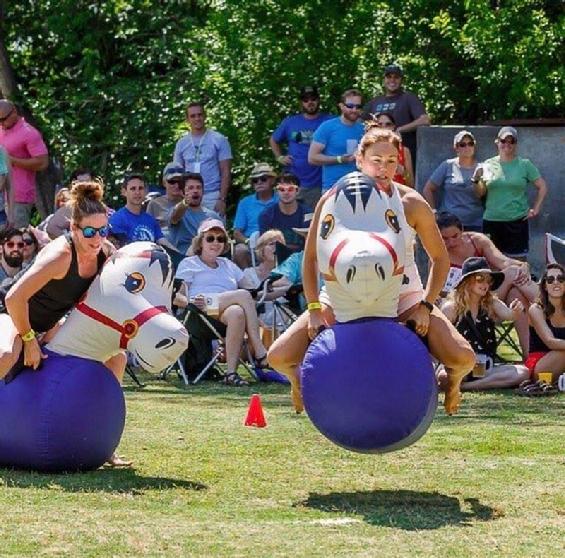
{"left": 317, "top": 172, "right": 406, "bottom": 321}
{"left": 47, "top": 242, "right": 189, "bottom": 373}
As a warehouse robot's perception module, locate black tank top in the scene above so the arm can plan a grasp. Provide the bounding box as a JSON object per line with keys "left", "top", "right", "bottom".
{"left": 28, "top": 234, "right": 107, "bottom": 332}
{"left": 455, "top": 308, "right": 497, "bottom": 359}
{"left": 529, "top": 316, "right": 565, "bottom": 352}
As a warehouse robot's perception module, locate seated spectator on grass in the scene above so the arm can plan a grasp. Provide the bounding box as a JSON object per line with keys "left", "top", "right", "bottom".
{"left": 145, "top": 163, "right": 184, "bottom": 235}
{"left": 21, "top": 227, "right": 40, "bottom": 265}
{"left": 167, "top": 172, "right": 221, "bottom": 255}
{"left": 258, "top": 173, "right": 311, "bottom": 254}
{"left": 0, "top": 228, "right": 24, "bottom": 288}
{"left": 174, "top": 219, "right": 270, "bottom": 387}
{"left": 422, "top": 130, "right": 482, "bottom": 231}
{"left": 109, "top": 173, "right": 177, "bottom": 251}
{"left": 526, "top": 264, "right": 565, "bottom": 383}
{"left": 437, "top": 211, "right": 537, "bottom": 356}
{"left": 441, "top": 257, "right": 529, "bottom": 390}
{"left": 233, "top": 163, "right": 278, "bottom": 268}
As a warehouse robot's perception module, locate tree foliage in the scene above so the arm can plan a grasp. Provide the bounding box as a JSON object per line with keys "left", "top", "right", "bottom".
{"left": 2, "top": 0, "right": 562, "bottom": 205}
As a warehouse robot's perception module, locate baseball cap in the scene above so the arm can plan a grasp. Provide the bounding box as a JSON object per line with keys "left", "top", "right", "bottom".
{"left": 453, "top": 130, "right": 476, "bottom": 147}
{"left": 299, "top": 85, "right": 319, "bottom": 99}
{"left": 197, "top": 218, "right": 227, "bottom": 235}
{"left": 497, "top": 126, "right": 518, "bottom": 140}
{"left": 163, "top": 162, "right": 184, "bottom": 181}
{"left": 249, "top": 162, "right": 276, "bottom": 179}
{"left": 384, "top": 63, "right": 404, "bottom": 77}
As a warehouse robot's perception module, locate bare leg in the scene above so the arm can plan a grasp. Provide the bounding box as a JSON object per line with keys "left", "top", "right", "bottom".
{"left": 0, "top": 315, "right": 22, "bottom": 379}
{"left": 401, "top": 306, "right": 475, "bottom": 415}
{"left": 105, "top": 352, "right": 127, "bottom": 383}
{"left": 217, "top": 289, "right": 267, "bottom": 358}
{"left": 461, "top": 364, "right": 529, "bottom": 390}
{"left": 534, "top": 350, "right": 565, "bottom": 381}
{"left": 220, "top": 304, "right": 246, "bottom": 374}
{"left": 504, "top": 287, "right": 530, "bottom": 357}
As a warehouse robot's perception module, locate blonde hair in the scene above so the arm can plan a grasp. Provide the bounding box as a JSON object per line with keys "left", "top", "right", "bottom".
{"left": 358, "top": 124, "right": 401, "bottom": 157}
{"left": 54, "top": 187, "right": 71, "bottom": 208}
{"left": 255, "top": 229, "right": 285, "bottom": 261}
{"left": 450, "top": 276, "right": 497, "bottom": 322}
{"left": 69, "top": 180, "right": 107, "bottom": 223}
{"left": 190, "top": 227, "right": 230, "bottom": 256}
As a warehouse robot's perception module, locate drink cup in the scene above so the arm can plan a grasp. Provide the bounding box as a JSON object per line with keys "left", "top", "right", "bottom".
{"left": 472, "top": 354, "right": 488, "bottom": 378}
{"left": 558, "top": 374, "right": 565, "bottom": 392}
{"left": 537, "top": 371, "right": 553, "bottom": 384}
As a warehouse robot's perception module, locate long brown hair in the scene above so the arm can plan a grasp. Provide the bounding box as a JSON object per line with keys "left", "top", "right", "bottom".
{"left": 450, "top": 275, "right": 497, "bottom": 322}
{"left": 69, "top": 179, "right": 107, "bottom": 223}
{"left": 537, "top": 263, "right": 565, "bottom": 318}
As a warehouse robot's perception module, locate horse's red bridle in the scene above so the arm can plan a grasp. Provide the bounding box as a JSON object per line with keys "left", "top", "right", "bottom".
{"left": 75, "top": 301, "right": 168, "bottom": 349}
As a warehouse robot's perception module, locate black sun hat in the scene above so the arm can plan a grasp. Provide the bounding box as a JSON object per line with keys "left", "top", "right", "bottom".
{"left": 453, "top": 257, "right": 505, "bottom": 291}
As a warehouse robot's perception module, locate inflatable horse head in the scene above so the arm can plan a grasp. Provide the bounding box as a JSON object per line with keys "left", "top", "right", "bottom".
{"left": 48, "top": 242, "right": 189, "bottom": 373}
{"left": 317, "top": 172, "right": 405, "bottom": 310}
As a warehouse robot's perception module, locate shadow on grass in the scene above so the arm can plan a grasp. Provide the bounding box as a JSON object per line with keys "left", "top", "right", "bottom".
{"left": 301, "top": 489, "right": 501, "bottom": 530}
{"left": 0, "top": 468, "right": 207, "bottom": 495}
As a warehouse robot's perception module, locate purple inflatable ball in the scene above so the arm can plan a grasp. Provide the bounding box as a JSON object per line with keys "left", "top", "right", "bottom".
{"left": 0, "top": 350, "right": 126, "bottom": 472}
{"left": 300, "top": 318, "right": 437, "bottom": 454}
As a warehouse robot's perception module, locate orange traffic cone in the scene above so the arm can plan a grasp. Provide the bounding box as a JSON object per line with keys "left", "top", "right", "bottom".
{"left": 244, "top": 394, "right": 267, "bottom": 428}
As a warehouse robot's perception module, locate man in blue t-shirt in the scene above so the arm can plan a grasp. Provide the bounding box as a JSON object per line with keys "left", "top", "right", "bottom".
{"left": 167, "top": 172, "right": 222, "bottom": 254}
{"left": 258, "top": 173, "right": 312, "bottom": 254}
{"left": 109, "top": 174, "right": 177, "bottom": 251}
{"left": 309, "top": 88, "right": 364, "bottom": 192}
{"left": 270, "top": 86, "right": 332, "bottom": 209}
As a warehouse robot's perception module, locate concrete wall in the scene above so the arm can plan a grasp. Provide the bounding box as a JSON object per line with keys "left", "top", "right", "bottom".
{"left": 415, "top": 125, "right": 565, "bottom": 277}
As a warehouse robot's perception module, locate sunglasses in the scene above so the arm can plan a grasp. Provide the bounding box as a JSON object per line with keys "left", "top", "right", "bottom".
{"left": 252, "top": 176, "right": 270, "bottom": 184}
{"left": 301, "top": 96, "right": 319, "bottom": 102}
{"left": 344, "top": 102, "right": 363, "bottom": 110}
{"left": 498, "top": 137, "right": 516, "bottom": 145}
{"left": 545, "top": 275, "right": 565, "bottom": 285}
{"left": 79, "top": 225, "right": 110, "bottom": 238}
{"left": 378, "top": 121, "right": 395, "bottom": 128}
{"left": 458, "top": 141, "right": 475, "bottom": 148}
{"left": 4, "top": 240, "right": 24, "bottom": 249}
{"left": 474, "top": 274, "right": 493, "bottom": 284}
{"left": 277, "top": 185, "right": 298, "bottom": 193}
{"left": 204, "top": 234, "right": 226, "bottom": 243}
{"left": 0, "top": 108, "right": 14, "bottom": 122}
{"left": 22, "top": 237, "right": 35, "bottom": 246}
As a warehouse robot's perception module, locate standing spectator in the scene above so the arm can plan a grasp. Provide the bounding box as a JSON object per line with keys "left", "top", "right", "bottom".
{"left": 423, "top": 130, "right": 482, "bottom": 231}
{"left": 146, "top": 163, "right": 185, "bottom": 236}
{"left": 308, "top": 89, "right": 364, "bottom": 193}
{"left": 173, "top": 101, "right": 231, "bottom": 215}
{"left": 0, "top": 100, "right": 48, "bottom": 228}
{"left": 109, "top": 174, "right": 176, "bottom": 251}
{"left": 369, "top": 112, "right": 414, "bottom": 187}
{"left": 168, "top": 172, "right": 221, "bottom": 255}
{"left": 233, "top": 163, "right": 278, "bottom": 268}
{"left": 269, "top": 86, "right": 332, "bottom": 209}
{"left": 0, "top": 228, "right": 24, "bottom": 286}
{"left": 0, "top": 146, "right": 9, "bottom": 229}
{"left": 473, "top": 126, "right": 547, "bottom": 259}
{"left": 259, "top": 173, "right": 311, "bottom": 253}
{"left": 362, "top": 63, "right": 430, "bottom": 165}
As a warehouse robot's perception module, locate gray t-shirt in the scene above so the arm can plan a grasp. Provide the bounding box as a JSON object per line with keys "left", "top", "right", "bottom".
{"left": 146, "top": 195, "right": 179, "bottom": 235}
{"left": 173, "top": 129, "right": 232, "bottom": 194}
{"left": 429, "top": 158, "right": 482, "bottom": 228}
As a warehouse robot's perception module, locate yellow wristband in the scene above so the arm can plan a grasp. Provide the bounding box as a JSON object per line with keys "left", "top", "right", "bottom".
{"left": 307, "top": 302, "right": 322, "bottom": 311}
{"left": 21, "top": 329, "right": 36, "bottom": 342}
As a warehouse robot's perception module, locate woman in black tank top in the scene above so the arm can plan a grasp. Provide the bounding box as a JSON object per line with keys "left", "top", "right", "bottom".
{"left": 441, "top": 256, "right": 529, "bottom": 390}
{"left": 527, "top": 263, "right": 565, "bottom": 381}
{"left": 0, "top": 181, "right": 113, "bottom": 379}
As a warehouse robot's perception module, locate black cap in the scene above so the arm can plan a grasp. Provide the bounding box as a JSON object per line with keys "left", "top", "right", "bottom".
{"left": 384, "top": 63, "right": 404, "bottom": 77}
{"left": 299, "top": 85, "right": 319, "bottom": 99}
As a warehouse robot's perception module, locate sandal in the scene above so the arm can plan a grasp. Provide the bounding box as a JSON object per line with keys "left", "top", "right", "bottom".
{"left": 221, "top": 372, "right": 249, "bottom": 387}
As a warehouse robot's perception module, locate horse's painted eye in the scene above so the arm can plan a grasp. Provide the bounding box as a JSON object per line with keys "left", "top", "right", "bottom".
{"left": 320, "top": 214, "right": 335, "bottom": 240}
{"left": 124, "top": 272, "right": 146, "bottom": 293}
{"left": 385, "top": 209, "right": 401, "bottom": 234}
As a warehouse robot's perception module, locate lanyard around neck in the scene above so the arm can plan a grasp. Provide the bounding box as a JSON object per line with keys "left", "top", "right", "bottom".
{"left": 189, "top": 130, "right": 208, "bottom": 161}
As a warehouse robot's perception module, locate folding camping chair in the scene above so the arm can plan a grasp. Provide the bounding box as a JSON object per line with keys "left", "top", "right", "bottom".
{"left": 545, "top": 232, "right": 565, "bottom": 264}
{"left": 494, "top": 321, "right": 523, "bottom": 363}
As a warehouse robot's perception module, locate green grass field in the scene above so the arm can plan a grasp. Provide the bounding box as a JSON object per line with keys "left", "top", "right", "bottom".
{"left": 0, "top": 372, "right": 563, "bottom": 558}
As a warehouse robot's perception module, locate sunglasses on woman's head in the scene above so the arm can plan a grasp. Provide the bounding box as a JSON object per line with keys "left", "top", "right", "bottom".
{"left": 204, "top": 234, "right": 226, "bottom": 243}
{"left": 79, "top": 225, "right": 110, "bottom": 238}
{"left": 546, "top": 275, "right": 565, "bottom": 285}
{"left": 498, "top": 137, "right": 516, "bottom": 145}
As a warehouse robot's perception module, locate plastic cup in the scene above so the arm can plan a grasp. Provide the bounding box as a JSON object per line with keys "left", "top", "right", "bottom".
{"left": 537, "top": 371, "right": 553, "bottom": 384}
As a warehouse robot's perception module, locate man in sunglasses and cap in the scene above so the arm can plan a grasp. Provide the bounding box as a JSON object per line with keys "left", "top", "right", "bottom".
{"left": 270, "top": 86, "right": 332, "bottom": 209}
{"left": 309, "top": 88, "right": 364, "bottom": 194}
{"left": 363, "top": 63, "right": 430, "bottom": 165}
